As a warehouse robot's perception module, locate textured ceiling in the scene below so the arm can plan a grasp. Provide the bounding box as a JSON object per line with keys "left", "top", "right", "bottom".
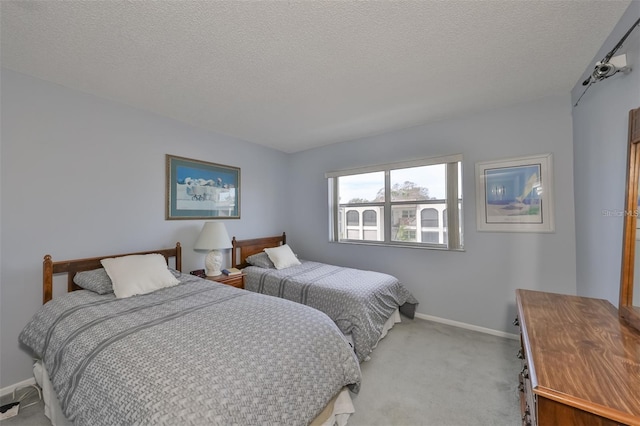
{"left": 1, "top": 1, "right": 631, "bottom": 153}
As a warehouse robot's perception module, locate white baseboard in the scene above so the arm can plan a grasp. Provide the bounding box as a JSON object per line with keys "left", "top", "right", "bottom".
{"left": 0, "top": 377, "right": 36, "bottom": 398}
{"left": 414, "top": 313, "right": 519, "bottom": 340}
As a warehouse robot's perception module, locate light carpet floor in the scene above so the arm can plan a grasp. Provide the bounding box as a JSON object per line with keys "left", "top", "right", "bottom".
{"left": 349, "top": 318, "right": 521, "bottom": 425}
{"left": 1, "top": 318, "right": 521, "bottom": 426}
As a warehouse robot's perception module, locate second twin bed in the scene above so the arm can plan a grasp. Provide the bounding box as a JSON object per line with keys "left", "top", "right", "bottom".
{"left": 232, "top": 233, "right": 419, "bottom": 362}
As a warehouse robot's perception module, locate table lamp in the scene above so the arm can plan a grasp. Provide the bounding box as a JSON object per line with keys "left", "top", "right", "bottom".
{"left": 194, "top": 222, "right": 232, "bottom": 276}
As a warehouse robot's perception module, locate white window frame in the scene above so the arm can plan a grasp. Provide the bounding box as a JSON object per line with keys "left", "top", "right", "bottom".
{"left": 326, "top": 154, "right": 463, "bottom": 250}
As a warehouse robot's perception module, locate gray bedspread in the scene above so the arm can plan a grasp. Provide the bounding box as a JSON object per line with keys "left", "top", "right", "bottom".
{"left": 244, "top": 261, "right": 418, "bottom": 362}
{"left": 19, "top": 273, "right": 361, "bottom": 426}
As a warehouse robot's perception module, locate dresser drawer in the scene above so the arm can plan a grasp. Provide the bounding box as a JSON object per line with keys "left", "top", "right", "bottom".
{"left": 206, "top": 273, "right": 245, "bottom": 289}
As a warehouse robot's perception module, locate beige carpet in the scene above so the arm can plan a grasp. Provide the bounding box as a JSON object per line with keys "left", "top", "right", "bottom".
{"left": 1, "top": 318, "right": 521, "bottom": 426}
{"left": 350, "top": 318, "right": 521, "bottom": 425}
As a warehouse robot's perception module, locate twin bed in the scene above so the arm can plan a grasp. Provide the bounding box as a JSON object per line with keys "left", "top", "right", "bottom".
{"left": 21, "top": 244, "right": 361, "bottom": 426}
{"left": 231, "top": 233, "right": 418, "bottom": 362}
{"left": 20, "top": 235, "right": 417, "bottom": 425}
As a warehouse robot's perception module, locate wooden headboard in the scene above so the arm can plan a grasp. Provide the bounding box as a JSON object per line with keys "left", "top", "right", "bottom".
{"left": 42, "top": 243, "right": 182, "bottom": 304}
{"left": 231, "top": 233, "right": 286, "bottom": 269}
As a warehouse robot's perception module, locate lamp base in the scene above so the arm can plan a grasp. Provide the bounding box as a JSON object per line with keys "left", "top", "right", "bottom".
{"left": 205, "top": 250, "right": 223, "bottom": 276}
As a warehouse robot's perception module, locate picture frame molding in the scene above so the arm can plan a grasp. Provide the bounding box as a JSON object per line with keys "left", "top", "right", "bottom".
{"left": 475, "top": 153, "right": 554, "bottom": 233}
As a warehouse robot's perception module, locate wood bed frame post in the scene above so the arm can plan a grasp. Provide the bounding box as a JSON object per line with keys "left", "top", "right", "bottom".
{"left": 231, "top": 237, "right": 238, "bottom": 268}
{"left": 43, "top": 255, "right": 53, "bottom": 304}
{"left": 175, "top": 242, "right": 182, "bottom": 271}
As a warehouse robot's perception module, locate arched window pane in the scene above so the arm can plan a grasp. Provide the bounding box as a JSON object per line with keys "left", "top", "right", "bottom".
{"left": 363, "top": 210, "right": 377, "bottom": 226}
{"left": 346, "top": 210, "right": 359, "bottom": 226}
{"left": 421, "top": 208, "right": 439, "bottom": 227}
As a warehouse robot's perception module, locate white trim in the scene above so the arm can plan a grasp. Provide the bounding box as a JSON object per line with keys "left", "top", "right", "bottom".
{"left": 446, "top": 162, "right": 461, "bottom": 248}
{"left": 0, "top": 377, "right": 36, "bottom": 398}
{"left": 414, "top": 312, "right": 519, "bottom": 340}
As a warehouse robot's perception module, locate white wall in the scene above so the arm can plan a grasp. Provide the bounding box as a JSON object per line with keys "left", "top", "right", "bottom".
{"left": 572, "top": 2, "right": 640, "bottom": 305}
{"left": 287, "top": 94, "right": 577, "bottom": 335}
{"left": 0, "top": 69, "right": 290, "bottom": 387}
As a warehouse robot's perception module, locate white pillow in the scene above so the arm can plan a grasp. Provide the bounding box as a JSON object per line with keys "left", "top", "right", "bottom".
{"left": 101, "top": 253, "right": 180, "bottom": 299}
{"left": 263, "top": 244, "right": 301, "bottom": 270}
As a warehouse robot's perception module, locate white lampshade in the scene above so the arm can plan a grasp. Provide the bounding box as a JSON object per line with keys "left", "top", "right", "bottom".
{"left": 194, "top": 222, "right": 232, "bottom": 251}
{"left": 194, "top": 222, "right": 232, "bottom": 276}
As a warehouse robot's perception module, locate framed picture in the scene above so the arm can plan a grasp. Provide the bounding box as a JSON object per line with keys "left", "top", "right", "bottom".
{"left": 166, "top": 154, "right": 240, "bottom": 220}
{"left": 475, "top": 153, "right": 554, "bottom": 232}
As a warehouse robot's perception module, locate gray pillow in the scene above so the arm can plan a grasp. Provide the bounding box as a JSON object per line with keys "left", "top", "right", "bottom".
{"left": 73, "top": 268, "right": 114, "bottom": 294}
{"left": 245, "top": 252, "right": 276, "bottom": 269}
{"left": 168, "top": 267, "right": 182, "bottom": 279}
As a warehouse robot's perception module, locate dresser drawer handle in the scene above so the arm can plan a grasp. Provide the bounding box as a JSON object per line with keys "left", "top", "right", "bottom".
{"left": 513, "top": 317, "right": 520, "bottom": 326}
{"left": 517, "top": 348, "right": 524, "bottom": 359}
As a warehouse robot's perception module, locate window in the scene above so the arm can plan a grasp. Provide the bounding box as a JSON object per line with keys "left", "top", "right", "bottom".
{"left": 363, "top": 210, "right": 377, "bottom": 226}
{"left": 400, "top": 229, "right": 416, "bottom": 240}
{"left": 421, "top": 208, "right": 439, "bottom": 227}
{"left": 346, "top": 210, "right": 359, "bottom": 226}
{"left": 401, "top": 210, "right": 416, "bottom": 220}
{"left": 347, "top": 229, "right": 360, "bottom": 239}
{"left": 327, "top": 154, "right": 463, "bottom": 249}
{"left": 421, "top": 231, "right": 440, "bottom": 243}
{"left": 363, "top": 230, "right": 378, "bottom": 240}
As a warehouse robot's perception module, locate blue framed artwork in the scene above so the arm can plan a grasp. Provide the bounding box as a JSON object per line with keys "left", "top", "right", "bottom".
{"left": 166, "top": 154, "right": 240, "bottom": 220}
{"left": 475, "top": 153, "right": 554, "bottom": 232}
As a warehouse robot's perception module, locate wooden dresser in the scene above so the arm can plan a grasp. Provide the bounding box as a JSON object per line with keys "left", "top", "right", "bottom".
{"left": 516, "top": 290, "right": 640, "bottom": 426}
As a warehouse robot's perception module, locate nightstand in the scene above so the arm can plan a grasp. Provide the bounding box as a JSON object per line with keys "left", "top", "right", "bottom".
{"left": 206, "top": 272, "right": 245, "bottom": 289}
